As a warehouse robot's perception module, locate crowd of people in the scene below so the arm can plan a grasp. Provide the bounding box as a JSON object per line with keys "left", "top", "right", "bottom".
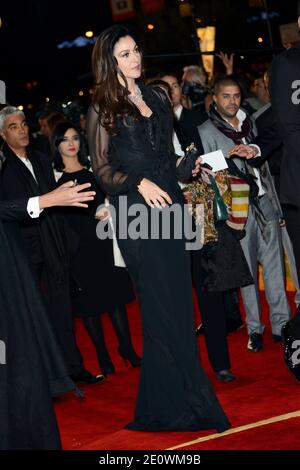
{"left": 1, "top": 6, "right": 300, "bottom": 449}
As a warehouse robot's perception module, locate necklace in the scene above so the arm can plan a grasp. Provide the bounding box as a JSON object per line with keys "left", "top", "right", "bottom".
{"left": 129, "top": 85, "right": 143, "bottom": 104}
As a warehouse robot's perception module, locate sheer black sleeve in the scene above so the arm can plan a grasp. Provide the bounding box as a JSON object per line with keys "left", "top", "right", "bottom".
{"left": 86, "top": 105, "right": 143, "bottom": 196}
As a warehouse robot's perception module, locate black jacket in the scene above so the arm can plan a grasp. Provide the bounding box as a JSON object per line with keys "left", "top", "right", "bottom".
{"left": 270, "top": 42, "right": 300, "bottom": 206}
{"left": 0, "top": 197, "right": 28, "bottom": 221}
{"left": 175, "top": 106, "right": 207, "bottom": 154}
{"left": 1, "top": 145, "right": 70, "bottom": 290}
{"left": 251, "top": 104, "right": 283, "bottom": 195}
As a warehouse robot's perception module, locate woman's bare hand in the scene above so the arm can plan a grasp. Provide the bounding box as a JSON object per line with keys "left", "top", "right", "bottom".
{"left": 192, "top": 156, "right": 203, "bottom": 177}
{"left": 201, "top": 167, "right": 215, "bottom": 184}
{"left": 138, "top": 178, "right": 172, "bottom": 208}
{"left": 95, "top": 207, "right": 111, "bottom": 221}
{"left": 39, "top": 181, "right": 96, "bottom": 209}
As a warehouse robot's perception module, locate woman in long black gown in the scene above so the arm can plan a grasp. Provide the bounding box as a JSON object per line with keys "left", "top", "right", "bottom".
{"left": 86, "top": 25, "right": 230, "bottom": 433}
{"left": 51, "top": 122, "right": 140, "bottom": 376}
{"left": 0, "top": 178, "right": 95, "bottom": 449}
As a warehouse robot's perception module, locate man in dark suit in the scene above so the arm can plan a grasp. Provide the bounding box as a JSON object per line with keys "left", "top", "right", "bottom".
{"left": 161, "top": 74, "right": 236, "bottom": 380}
{"left": 161, "top": 74, "right": 207, "bottom": 154}
{"left": 0, "top": 174, "right": 97, "bottom": 449}
{"left": 270, "top": 8, "right": 300, "bottom": 281}
{"left": 0, "top": 106, "right": 103, "bottom": 385}
{"left": 253, "top": 97, "right": 300, "bottom": 304}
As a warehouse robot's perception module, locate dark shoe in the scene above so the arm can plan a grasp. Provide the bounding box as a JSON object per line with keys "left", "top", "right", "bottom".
{"left": 97, "top": 354, "right": 115, "bottom": 377}
{"left": 195, "top": 323, "right": 204, "bottom": 336}
{"left": 226, "top": 318, "right": 245, "bottom": 334}
{"left": 216, "top": 370, "right": 236, "bottom": 382}
{"left": 71, "top": 370, "right": 105, "bottom": 385}
{"left": 118, "top": 347, "right": 141, "bottom": 368}
{"left": 272, "top": 333, "right": 283, "bottom": 343}
{"left": 101, "top": 363, "right": 115, "bottom": 377}
{"left": 247, "top": 333, "right": 263, "bottom": 352}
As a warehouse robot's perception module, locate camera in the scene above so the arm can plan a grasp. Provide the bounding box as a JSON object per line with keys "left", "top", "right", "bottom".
{"left": 181, "top": 81, "right": 207, "bottom": 110}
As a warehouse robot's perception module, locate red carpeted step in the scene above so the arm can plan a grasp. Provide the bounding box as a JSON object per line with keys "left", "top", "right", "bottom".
{"left": 179, "top": 417, "right": 300, "bottom": 450}
{"left": 54, "top": 291, "right": 300, "bottom": 450}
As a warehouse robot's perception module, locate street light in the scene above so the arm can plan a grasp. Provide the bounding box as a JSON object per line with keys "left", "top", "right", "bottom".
{"left": 85, "top": 31, "right": 94, "bottom": 38}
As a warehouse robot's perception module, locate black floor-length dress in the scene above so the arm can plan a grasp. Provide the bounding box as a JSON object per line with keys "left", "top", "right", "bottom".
{"left": 0, "top": 197, "right": 66, "bottom": 449}
{"left": 57, "top": 169, "right": 134, "bottom": 317}
{"left": 87, "top": 84, "right": 230, "bottom": 432}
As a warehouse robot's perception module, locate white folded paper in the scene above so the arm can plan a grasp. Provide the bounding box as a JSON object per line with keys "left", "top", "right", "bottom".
{"left": 201, "top": 149, "right": 228, "bottom": 172}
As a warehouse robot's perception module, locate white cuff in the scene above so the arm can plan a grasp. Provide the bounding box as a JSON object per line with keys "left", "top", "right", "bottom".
{"left": 27, "top": 196, "right": 43, "bottom": 218}
{"left": 249, "top": 144, "right": 261, "bottom": 157}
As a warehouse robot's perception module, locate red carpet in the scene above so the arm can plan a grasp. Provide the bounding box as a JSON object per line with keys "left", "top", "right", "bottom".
{"left": 54, "top": 291, "right": 300, "bottom": 450}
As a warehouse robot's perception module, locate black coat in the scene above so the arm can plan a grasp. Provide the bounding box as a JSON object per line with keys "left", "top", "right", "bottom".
{"left": 175, "top": 107, "right": 207, "bottom": 154}
{"left": 1, "top": 145, "right": 70, "bottom": 291}
{"left": 0, "top": 144, "right": 83, "bottom": 377}
{"left": 270, "top": 42, "right": 300, "bottom": 206}
{"left": 251, "top": 104, "right": 283, "bottom": 195}
{"left": 0, "top": 194, "right": 62, "bottom": 449}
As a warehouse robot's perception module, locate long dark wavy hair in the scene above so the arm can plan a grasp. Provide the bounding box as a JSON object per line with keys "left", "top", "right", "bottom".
{"left": 91, "top": 24, "right": 142, "bottom": 130}
{"left": 51, "top": 121, "right": 90, "bottom": 172}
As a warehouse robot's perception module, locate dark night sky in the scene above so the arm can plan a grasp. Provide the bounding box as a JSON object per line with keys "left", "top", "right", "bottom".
{"left": 1, "top": 0, "right": 113, "bottom": 103}
{"left": 0, "top": 0, "right": 299, "bottom": 105}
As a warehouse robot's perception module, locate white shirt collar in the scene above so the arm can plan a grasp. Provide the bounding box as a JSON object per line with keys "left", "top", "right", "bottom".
{"left": 174, "top": 104, "right": 183, "bottom": 119}
{"left": 16, "top": 153, "right": 29, "bottom": 161}
{"left": 15, "top": 153, "right": 37, "bottom": 181}
{"left": 224, "top": 108, "right": 246, "bottom": 132}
